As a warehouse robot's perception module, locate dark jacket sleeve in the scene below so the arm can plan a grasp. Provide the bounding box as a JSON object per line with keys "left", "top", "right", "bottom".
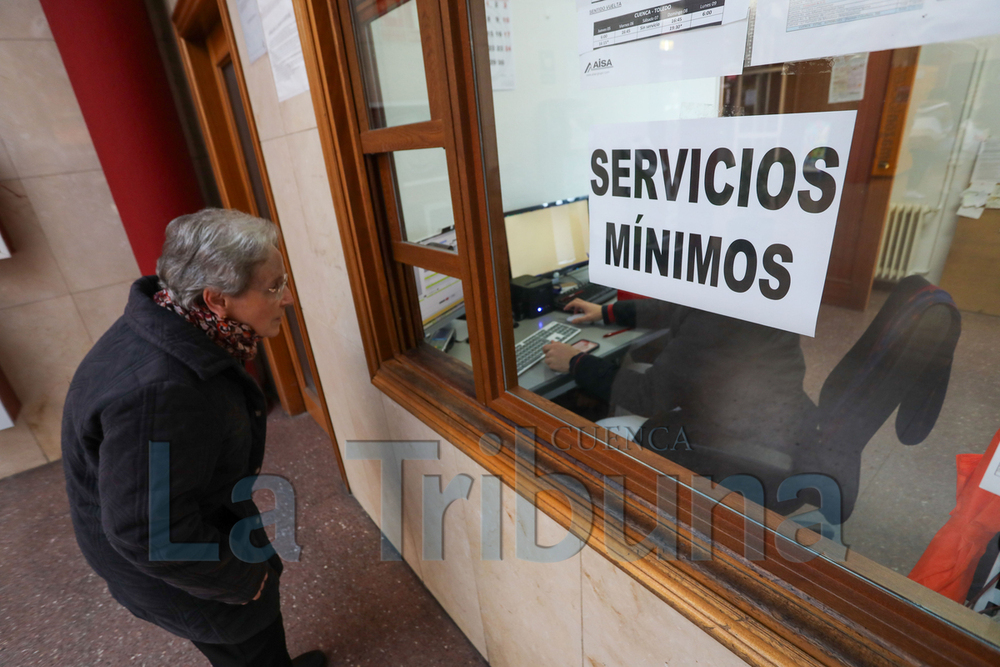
{"left": 570, "top": 352, "right": 616, "bottom": 403}
{"left": 97, "top": 381, "right": 267, "bottom": 605}
{"left": 604, "top": 300, "right": 637, "bottom": 328}
{"left": 572, "top": 351, "right": 666, "bottom": 416}
{"left": 572, "top": 299, "right": 677, "bottom": 414}
{"left": 608, "top": 298, "right": 679, "bottom": 331}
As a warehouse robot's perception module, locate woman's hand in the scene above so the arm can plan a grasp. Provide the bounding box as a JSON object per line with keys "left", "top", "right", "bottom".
{"left": 563, "top": 298, "right": 603, "bottom": 323}
{"left": 542, "top": 341, "right": 580, "bottom": 373}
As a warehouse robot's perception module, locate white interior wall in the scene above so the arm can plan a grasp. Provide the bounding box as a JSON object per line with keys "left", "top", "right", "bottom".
{"left": 0, "top": 0, "right": 141, "bottom": 477}
{"left": 492, "top": 0, "right": 720, "bottom": 212}
{"left": 889, "top": 35, "right": 1000, "bottom": 283}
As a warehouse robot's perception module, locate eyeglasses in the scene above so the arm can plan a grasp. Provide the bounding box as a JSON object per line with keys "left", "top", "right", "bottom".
{"left": 266, "top": 273, "right": 289, "bottom": 300}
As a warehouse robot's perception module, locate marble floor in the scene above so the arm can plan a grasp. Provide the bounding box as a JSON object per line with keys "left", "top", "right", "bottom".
{"left": 0, "top": 409, "right": 488, "bottom": 667}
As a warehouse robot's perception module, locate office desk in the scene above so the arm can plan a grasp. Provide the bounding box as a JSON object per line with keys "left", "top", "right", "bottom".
{"left": 443, "top": 302, "right": 656, "bottom": 398}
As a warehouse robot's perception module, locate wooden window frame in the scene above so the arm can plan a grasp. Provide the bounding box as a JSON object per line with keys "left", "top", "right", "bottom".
{"left": 292, "top": 1, "right": 1000, "bottom": 665}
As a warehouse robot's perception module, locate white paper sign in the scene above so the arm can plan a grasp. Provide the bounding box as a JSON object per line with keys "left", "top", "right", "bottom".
{"left": 577, "top": 0, "right": 748, "bottom": 88}
{"left": 258, "top": 0, "right": 310, "bottom": 102}
{"left": 588, "top": 112, "right": 857, "bottom": 337}
{"left": 979, "top": 443, "right": 1000, "bottom": 497}
{"left": 961, "top": 189, "right": 989, "bottom": 209}
{"left": 827, "top": 53, "right": 867, "bottom": 104}
{"left": 485, "top": 0, "right": 515, "bottom": 91}
{"left": 722, "top": 0, "right": 750, "bottom": 24}
{"left": 417, "top": 230, "right": 463, "bottom": 325}
{"left": 971, "top": 138, "right": 1000, "bottom": 185}
{"left": 752, "top": 0, "right": 1000, "bottom": 67}
{"left": 236, "top": 0, "right": 268, "bottom": 64}
{"left": 957, "top": 206, "right": 984, "bottom": 219}
{"left": 987, "top": 185, "right": 1000, "bottom": 209}
{"left": 0, "top": 230, "right": 10, "bottom": 260}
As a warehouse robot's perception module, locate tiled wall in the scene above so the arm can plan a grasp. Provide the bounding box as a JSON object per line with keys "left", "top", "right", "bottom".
{"left": 219, "top": 1, "right": 750, "bottom": 664}
{"left": 0, "top": 0, "right": 141, "bottom": 478}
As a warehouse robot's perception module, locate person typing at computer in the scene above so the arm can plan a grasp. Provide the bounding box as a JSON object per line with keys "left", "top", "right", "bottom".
{"left": 542, "top": 297, "right": 819, "bottom": 513}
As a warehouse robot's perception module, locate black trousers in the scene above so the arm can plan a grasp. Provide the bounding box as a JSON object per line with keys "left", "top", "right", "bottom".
{"left": 192, "top": 613, "right": 293, "bottom": 667}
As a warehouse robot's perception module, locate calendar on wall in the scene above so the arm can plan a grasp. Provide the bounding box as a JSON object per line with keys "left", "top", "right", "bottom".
{"left": 485, "top": 0, "right": 515, "bottom": 91}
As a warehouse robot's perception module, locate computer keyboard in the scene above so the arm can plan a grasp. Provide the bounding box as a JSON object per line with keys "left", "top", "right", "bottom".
{"left": 555, "top": 282, "right": 617, "bottom": 308}
{"left": 515, "top": 321, "right": 581, "bottom": 375}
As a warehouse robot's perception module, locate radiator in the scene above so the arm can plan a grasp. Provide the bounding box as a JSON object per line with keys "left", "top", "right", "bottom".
{"left": 876, "top": 204, "right": 932, "bottom": 282}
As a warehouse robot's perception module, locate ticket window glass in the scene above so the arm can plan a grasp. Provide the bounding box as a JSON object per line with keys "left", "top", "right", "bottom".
{"left": 474, "top": 1, "right": 1000, "bottom": 646}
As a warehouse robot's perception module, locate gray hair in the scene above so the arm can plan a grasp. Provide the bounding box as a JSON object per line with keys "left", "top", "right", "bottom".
{"left": 156, "top": 208, "right": 279, "bottom": 309}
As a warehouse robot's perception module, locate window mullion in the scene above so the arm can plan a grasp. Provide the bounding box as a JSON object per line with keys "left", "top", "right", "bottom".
{"left": 359, "top": 120, "right": 446, "bottom": 153}
{"left": 336, "top": 0, "right": 375, "bottom": 131}
{"left": 431, "top": 0, "right": 514, "bottom": 404}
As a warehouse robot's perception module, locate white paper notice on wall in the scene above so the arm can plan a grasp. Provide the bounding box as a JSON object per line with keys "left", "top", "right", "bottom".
{"left": 588, "top": 111, "right": 857, "bottom": 337}
{"left": 971, "top": 138, "right": 1000, "bottom": 185}
{"left": 722, "top": 0, "right": 750, "bottom": 25}
{"left": 485, "top": 0, "right": 515, "bottom": 91}
{"left": 828, "top": 53, "right": 867, "bottom": 104}
{"left": 752, "top": 0, "right": 1000, "bottom": 67}
{"left": 236, "top": 0, "right": 268, "bottom": 63}
{"left": 577, "top": 0, "right": 748, "bottom": 88}
{"left": 258, "top": 0, "right": 309, "bottom": 102}
{"left": 0, "top": 229, "right": 10, "bottom": 260}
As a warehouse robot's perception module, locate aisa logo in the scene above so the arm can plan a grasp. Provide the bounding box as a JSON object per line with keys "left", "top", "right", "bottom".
{"left": 584, "top": 58, "right": 613, "bottom": 74}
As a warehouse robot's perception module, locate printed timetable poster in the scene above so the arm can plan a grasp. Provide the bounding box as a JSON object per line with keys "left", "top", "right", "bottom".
{"left": 587, "top": 112, "right": 857, "bottom": 337}
{"left": 752, "top": 0, "right": 1000, "bottom": 67}
{"left": 577, "top": 0, "right": 749, "bottom": 88}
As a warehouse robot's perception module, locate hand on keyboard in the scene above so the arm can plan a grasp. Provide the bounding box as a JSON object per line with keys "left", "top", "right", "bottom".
{"left": 515, "top": 321, "right": 580, "bottom": 375}
{"left": 542, "top": 341, "right": 579, "bottom": 373}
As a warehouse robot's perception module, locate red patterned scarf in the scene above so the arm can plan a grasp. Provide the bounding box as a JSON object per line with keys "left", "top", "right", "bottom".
{"left": 154, "top": 289, "right": 262, "bottom": 362}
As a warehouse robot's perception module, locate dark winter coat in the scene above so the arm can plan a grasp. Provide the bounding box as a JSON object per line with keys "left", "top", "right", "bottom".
{"left": 61, "top": 276, "right": 282, "bottom": 644}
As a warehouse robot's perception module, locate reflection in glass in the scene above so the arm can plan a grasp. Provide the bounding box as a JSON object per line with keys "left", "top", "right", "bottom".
{"left": 392, "top": 148, "right": 455, "bottom": 243}
{"left": 416, "top": 266, "right": 467, "bottom": 364}
{"left": 353, "top": 0, "right": 432, "bottom": 129}
{"left": 472, "top": 0, "right": 1000, "bottom": 638}
{"left": 222, "top": 60, "right": 271, "bottom": 219}
{"left": 548, "top": 281, "right": 959, "bottom": 526}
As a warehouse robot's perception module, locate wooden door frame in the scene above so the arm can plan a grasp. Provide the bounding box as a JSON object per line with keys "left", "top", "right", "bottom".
{"left": 173, "top": 0, "right": 349, "bottom": 487}
{"left": 822, "top": 49, "right": 920, "bottom": 310}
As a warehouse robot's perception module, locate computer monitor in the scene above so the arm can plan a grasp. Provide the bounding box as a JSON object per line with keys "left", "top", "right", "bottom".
{"left": 504, "top": 196, "right": 590, "bottom": 278}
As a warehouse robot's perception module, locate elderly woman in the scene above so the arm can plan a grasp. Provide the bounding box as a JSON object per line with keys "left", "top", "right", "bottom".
{"left": 62, "top": 209, "right": 324, "bottom": 667}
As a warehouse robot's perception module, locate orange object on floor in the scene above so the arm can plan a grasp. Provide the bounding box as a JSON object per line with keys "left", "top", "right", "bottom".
{"left": 909, "top": 428, "right": 1000, "bottom": 603}
{"left": 955, "top": 453, "right": 983, "bottom": 499}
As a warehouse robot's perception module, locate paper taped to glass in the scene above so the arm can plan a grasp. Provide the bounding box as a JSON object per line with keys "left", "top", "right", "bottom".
{"left": 587, "top": 112, "right": 858, "bottom": 337}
